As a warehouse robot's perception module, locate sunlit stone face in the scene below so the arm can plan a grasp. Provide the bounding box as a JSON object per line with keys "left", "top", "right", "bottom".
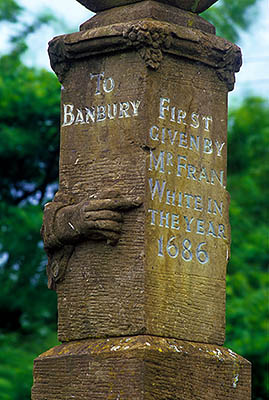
{"left": 76, "top": 0, "right": 218, "bottom": 13}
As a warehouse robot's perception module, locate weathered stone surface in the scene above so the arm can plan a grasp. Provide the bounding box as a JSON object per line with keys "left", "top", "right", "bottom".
{"left": 33, "top": 3, "right": 251, "bottom": 399}
{"left": 49, "top": 20, "right": 241, "bottom": 89}
{"left": 43, "top": 17, "right": 242, "bottom": 344}
{"left": 80, "top": 1, "right": 216, "bottom": 34}
{"left": 76, "top": 0, "right": 218, "bottom": 13}
{"left": 32, "top": 335, "right": 251, "bottom": 399}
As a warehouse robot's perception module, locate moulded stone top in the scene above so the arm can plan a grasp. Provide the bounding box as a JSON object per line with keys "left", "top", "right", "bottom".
{"left": 76, "top": 0, "right": 218, "bottom": 13}
{"left": 49, "top": 18, "right": 242, "bottom": 90}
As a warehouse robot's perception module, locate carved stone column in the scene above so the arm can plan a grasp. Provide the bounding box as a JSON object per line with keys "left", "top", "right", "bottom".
{"left": 32, "top": 1, "right": 251, "bottom": 398}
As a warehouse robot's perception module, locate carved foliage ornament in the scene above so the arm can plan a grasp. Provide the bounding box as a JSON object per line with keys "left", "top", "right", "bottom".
{"left": 123, "top": 23, "right": 172, "bottom": 69}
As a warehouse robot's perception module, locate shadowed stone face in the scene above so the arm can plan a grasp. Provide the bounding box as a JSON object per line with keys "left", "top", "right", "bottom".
{"left": 76, "top": 0, "right": 218, "bottom": 13}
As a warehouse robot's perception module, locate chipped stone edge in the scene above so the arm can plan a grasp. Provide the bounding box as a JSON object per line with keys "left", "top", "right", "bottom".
{"left": 34, "top": 335, "right": 251, "bottom": 391}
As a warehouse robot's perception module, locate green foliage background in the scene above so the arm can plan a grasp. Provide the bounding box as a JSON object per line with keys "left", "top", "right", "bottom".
{"left": 0, "top": 0, "right": 267, "bottom": 399}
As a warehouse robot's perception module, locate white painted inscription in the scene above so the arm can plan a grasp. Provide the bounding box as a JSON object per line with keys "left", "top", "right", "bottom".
{"left": 149, "top": 126, "right": 225, "bottom": 157}
{"left": 62, "top": 72, "right": 141, "bottom": 127}
{"left": 148, "top": 96, "right": 228, "bottom": 265}
{"left": 62, "top": 101, "right": 141, "bottom": 126}
{"left": 90, "top": 72, "right": 115, "bottom": 95}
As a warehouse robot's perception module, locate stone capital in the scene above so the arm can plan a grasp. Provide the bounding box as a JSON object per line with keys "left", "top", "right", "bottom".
{"left": 49, "top": 19, "right": 242, "bottom": 91}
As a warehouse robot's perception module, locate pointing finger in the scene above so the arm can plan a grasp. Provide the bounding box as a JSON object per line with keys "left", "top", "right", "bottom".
{"left": 84, "top": 210, "right": 123, "bottom": 222}
{"left": 83, "top": 196, "right": 142, "bottom": 212}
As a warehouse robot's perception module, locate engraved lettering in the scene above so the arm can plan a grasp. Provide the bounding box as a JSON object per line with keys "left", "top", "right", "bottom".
{"left": 218, "top": 224, "right": 226, "bottom": 239}
{"left": 215, "top": 141, "right": 225, "bottom": 157}
{"left": 202, "top": 116, "right": 213, "bottom": 132}
{"left": 148, "top": 209, "right": 158, "bottom": 225}
{"left": 150, "top": 125, "right": 159, "bottom": 141}
{"left": 211, "top": 169, "right": 224, "bottom": 187}
{"left": 75, "top": 109, "right": 85, "bottom": 125}
{"left": 207, "top": 222, "right": 217, "bottom": 238}
{"left": 170, "top": 106, "right": 176, "bottom": 122}
{"left": 177, "top": 110, "right": 187, "bottom": 125}
{"left": 149, "top": 178, "right": 166, "bottom": 201}
{"left": 177, "top": 155, "right": 187, "bottom": 176}
{"left": 90, "top": 72, "right": 104, "bottom": 95}
{"left": 159, "top": 211, "right": 169, "bottom": 228}
{"left": 159, "top": 97, "right": 170, "bottom": 119}
{"left": 119, "top": 102, "right": 130, "bottom": 118}
{"left": 166, "top": 152, "right": 173, "bottom": 168}
{"left": 213, "top": 200, "right": 223, "bottom": 216}
{"left": 203, "top": 138, "right": 213, "bottom": 154}
{"left": 171, "top": 214, "right": 180, "bottom": 230}
{"left": 85, "top": 107, "right": 95, "bottom": 123}
{"left": 194, "top": 195, "right": 203, "bottom": 211}
{"left": 107, "top": 104, "right": 117, "bottom": 120}
{"left": 156, "top": 236, "right": 209, "bottom": 264}
{"left": 96, "top": 105, "right": 106, "bottom": 122}
{"left": 199, "top": 168, "right": 210, "bottom": 184}
{"left": 184, "top": 193, "right": 194, "bottom": 208}
{"left": 62, "top": 104, "right": 75, "bottom": 127}
{"left": 103, "top": 77, "right": 115, "bottom": 93}
{"left": 166, "top": 190, "right": 176, "bottom": 206}
{"left": 167, "top": 128, "right": 178, "bottom": 145}
{"left": 190, "top": 112, "right": 199, "bottom": 129}
{"left": 197, "top": 219, "right": 205, "bottom": 235}
{"left": 189, "top": 135, "right": 199, "bottom": 152}
{"left": 179, "top": 132, "right": 188, "bottom": 148}
{"left": 149, "top": 150, "right": 165, "bottom": 173}
{"left": 130, "top": 100, "right": 141, "bottom": 116}
{"left": 184, "top": 216, "right": 194, "bottom": 232}
{"left": 187, "top": 164, "right": 197, "bottom": 180}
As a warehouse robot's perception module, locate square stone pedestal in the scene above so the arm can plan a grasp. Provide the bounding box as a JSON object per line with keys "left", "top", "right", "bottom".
{"left": 32, "top": 335, "right": 251, "bottom": 399}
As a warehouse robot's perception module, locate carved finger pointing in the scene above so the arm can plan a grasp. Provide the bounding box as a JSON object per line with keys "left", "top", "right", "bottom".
{"left": 84, "top": 210, "right": 123, "bottom": 222}
{"left": 83, "top": 196, "right": 142, "bottom": 212}
{"left": 84, "top": 220, "right": 122, "bottom": 233}
{"left": 92, "top": 230, "right": 120, "bottom": 242}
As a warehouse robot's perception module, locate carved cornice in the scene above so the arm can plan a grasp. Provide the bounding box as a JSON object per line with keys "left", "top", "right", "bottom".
{"left": 49, "top": 19, "right": 242, "bottom": 90}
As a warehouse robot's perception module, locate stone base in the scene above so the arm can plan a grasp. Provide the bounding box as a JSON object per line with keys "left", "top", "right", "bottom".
{"left": 32, "top": 336, "right": 251, "bottom": 399}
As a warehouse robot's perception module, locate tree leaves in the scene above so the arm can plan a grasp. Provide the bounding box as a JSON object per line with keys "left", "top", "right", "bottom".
{"left": 225, "top": 96, "right": 269, "bottom": 399}
{"left": 203, "top": 0, "right": 260, "bottom": 42}
{"left": 0, "top": 0, "right": 22, "bottom": 23}
{"left": 0, "top": 56, "right": 60, "bottom": 205}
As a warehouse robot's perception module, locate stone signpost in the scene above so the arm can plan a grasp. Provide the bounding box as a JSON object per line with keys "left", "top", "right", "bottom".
{"left": 32, "top": 1, "right": 251, "bottom": 398}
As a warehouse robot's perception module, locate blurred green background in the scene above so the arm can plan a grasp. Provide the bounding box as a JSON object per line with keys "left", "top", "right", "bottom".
{"left": 0, "top": 0, "right": 268, "bottom": 399}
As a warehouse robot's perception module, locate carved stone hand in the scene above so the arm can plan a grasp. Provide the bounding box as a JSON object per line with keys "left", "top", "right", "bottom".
{"left": 61, "top": 196, "right": 142, "bottom": 245}
{"left": 42, "top": 195, "right": 142, "bottom": 250}
{"left": 42, "top": 194, "right": 142, "bottom": 289}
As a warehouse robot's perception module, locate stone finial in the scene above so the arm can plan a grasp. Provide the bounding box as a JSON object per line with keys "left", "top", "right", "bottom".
{"left": 76, "top": 0, "right": 218, "bottom": 13}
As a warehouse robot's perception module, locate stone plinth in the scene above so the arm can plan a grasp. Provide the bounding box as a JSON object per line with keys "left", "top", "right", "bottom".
{"left": 32, "top": 336, "right": 251, "bottom": 399}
